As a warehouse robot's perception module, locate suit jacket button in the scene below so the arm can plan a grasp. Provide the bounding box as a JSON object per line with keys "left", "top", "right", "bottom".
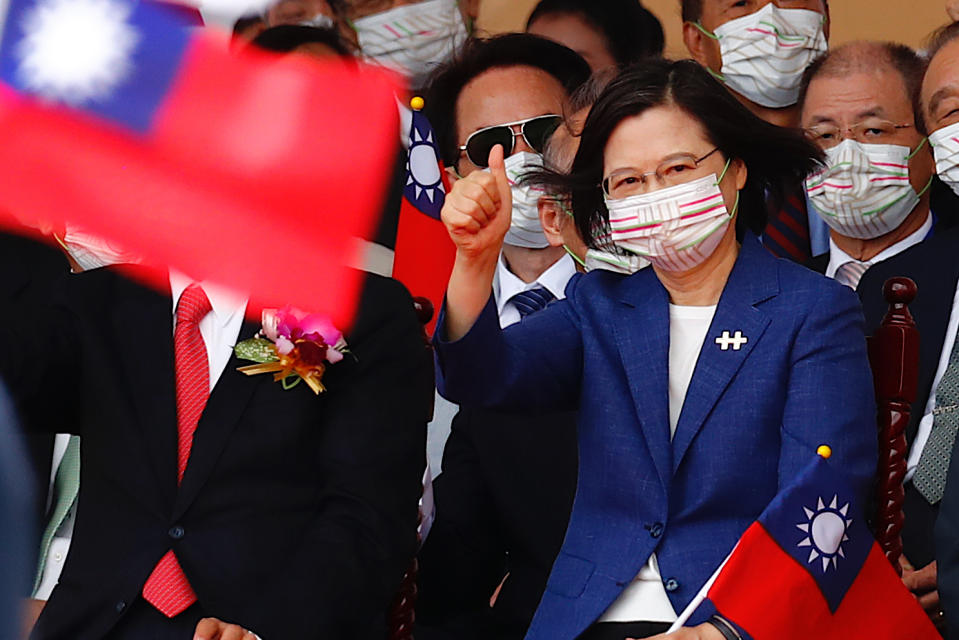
{"left": 169, "top": 525, "right": 185, "bottom": 540}
{"left": 664, "top": 578, "right": 679, "bottom": 592}
{"left": 115, "top": 601, "right": 126, "bottom": 613}
{"left": 648, "top": 522, "right": 664, "bottom": 538}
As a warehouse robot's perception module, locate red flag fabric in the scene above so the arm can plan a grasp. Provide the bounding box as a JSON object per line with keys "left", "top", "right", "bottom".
{"left": 708, "top": 523, "right": 938, "bottom": 639}
{"left": 0, "top": 3, "right": 399, "bottom": 329}
{"left": 696, "top": 455, "right": 938, "bottom": 640}
{"left": 391, "top": 107, "right": 455, "bottom": 333}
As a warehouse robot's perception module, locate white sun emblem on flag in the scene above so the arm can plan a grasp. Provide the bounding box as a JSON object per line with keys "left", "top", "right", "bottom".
{"left": 796, "top": 495, "right": 853, "bottom": 573}
{"left": 407, "top": 128, "right": 444, "bottom": 203}
{"left": 15, "top": 0, "right": 140, "bottom": 105}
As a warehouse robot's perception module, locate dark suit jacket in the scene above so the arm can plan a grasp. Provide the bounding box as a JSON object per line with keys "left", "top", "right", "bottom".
{"left": 938, "top": 433, "right": 959, "bottom": 640}
{"left": 0, "top": 267, "right": 431, "bottom": 639}
{"left": 859, "top": 225, "right": 959, "bottom": 567}
{"left": 416, "top": 407, "right": 578, "bottom": 640}
{"left": 0, "top": 231, "right": 69, "bottom": 559}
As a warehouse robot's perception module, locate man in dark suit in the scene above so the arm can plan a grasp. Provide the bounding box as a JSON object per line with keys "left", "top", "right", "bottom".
{"left": 859, "top": 23, "right": 959, "bottom": 635}
{"left": 0, "top": 265, "right": 432, "bottom": 639}
{"left": 799, "top": 43, "right": 938, "bottom": 286}
{"left": 417, "top": 407, "right": 578, "bottom": 639}
{"left": 938, "top": 436, "right": 959, "bottom": 640}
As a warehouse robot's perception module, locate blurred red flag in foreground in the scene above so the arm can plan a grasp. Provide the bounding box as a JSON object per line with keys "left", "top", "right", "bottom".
{"left": 0, "top": 0, "right": 400, "bottom": 329}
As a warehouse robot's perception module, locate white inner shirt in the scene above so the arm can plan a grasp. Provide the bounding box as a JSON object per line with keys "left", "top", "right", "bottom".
{"left": 493, "top": 253, "right": 576, "bottom": 329}
{"left": 825, "top": 212, "right": 932, "bottom": 281}
{"left": 600, "top": 303, "right": 716, "bottom": 623}
{"left": 169, "top": 271, "right": 248, "bottom": 390}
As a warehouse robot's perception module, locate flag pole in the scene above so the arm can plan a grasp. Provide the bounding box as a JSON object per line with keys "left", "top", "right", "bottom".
{"left": 666, "top": 546, "right": 735, "bottom": 632}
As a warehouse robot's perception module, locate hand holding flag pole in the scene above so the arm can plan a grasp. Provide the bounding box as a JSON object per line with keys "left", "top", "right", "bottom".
{"left": 662, "top": 445, "right": 939, "bottom": 640}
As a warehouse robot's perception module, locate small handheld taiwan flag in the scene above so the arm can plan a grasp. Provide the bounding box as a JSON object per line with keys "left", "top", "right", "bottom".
{"left": 391, "top": 99, "right": 456, "bottom": 333}
{"left": 0, "top": 0, "right": 400, "bottom": 329}
{"left": 673, "top": 448, "right": 939, "bottom": 640}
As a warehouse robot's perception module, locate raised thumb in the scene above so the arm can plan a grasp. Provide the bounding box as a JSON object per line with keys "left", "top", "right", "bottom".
{"left": 487, "top": 144, "right": 512, "bottom": 213}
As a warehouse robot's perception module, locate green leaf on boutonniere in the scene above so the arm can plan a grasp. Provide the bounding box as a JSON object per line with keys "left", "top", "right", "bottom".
{"left": 235, "top": 338, "right": 279, "bottom": 364}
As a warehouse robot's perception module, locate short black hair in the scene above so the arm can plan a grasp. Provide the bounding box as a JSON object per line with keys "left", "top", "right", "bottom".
{"left": 530, "top": 59, "right": 824, "bottom": 246}
{"left": 682, "top": 0, "right": 829, "bottom": 23}
{"left": 233, "top": 14, "right": 263, "bottom": 37}
{"left": 526, "top": 0, "right": 664, "bottom": 67}
{"left": 423, "top": 33, "right": 592, "bottom": 167}
{"left": 251, "top": 25, "right": 354, "bottom": 57}
{"left": 799, "top": 42, "right": 927, "bottom": 132}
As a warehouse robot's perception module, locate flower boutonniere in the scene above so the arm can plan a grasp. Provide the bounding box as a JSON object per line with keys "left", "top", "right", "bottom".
{"left": 234, "top": 307, "right": 348, "bottom": 394}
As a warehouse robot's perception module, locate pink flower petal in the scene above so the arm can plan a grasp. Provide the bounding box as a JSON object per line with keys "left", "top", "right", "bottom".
{"left": 299, "top": 314, "right": 342, "bottom": 344}
{"left": 276, "top": 336, "right": 295, "bottom": 355}
{"left": 261, "top": 309, "right": 280, "bottom": 341}
{"left": 326, "top": 348, "right": 344, "bottom": 364}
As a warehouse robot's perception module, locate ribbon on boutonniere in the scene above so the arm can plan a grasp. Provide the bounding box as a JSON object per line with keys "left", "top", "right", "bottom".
{"left": 234, "top": 307, "right": 348, "bottom": 395}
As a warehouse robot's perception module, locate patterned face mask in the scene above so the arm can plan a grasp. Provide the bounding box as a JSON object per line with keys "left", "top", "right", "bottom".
{"left": 605, "top": 161, "right": 736, "bottom": 273}
{"left": 697, "top": 4, "right": 827, "bottom": 109}
{"left": 805, "top": 139, "right": 932, "bottom": 240}
{"left": 930, "top": 121, "right": 959, "bottom": 197}
{"left": 352, "top": 0, "right": 467, "bottom": 85}
{"left": 494, "top": 151, "right": 549, "bottom": 249}
{"left": 59, "top": 226, "right": 139, "bottom": 272}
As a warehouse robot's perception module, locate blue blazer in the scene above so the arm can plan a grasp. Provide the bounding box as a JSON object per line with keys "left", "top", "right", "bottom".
{"left": 435, "top": 235, "right": 878, "bottom": 640}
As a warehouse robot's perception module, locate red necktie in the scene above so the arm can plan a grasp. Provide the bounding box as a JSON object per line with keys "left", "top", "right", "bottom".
{"left": 142, "top": 283, "right": 211, "bottom": 617}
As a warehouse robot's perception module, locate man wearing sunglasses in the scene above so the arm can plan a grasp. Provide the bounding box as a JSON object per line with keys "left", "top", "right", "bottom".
{"left": 416, "top": 33, "right": 589, "bottom": 640}
{"left": 798, "top": 42, "right": 937, "bottom": 290}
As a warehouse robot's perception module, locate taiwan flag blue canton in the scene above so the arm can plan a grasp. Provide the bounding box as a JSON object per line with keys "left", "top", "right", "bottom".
{"left": 403, "top": 109, "right": 446, "bottom": 219}
{"left": 756, "top": 455, "right": 872, "bottom": 613}
{"left": 0, "top": 0, "right": 192, "bottom": 134}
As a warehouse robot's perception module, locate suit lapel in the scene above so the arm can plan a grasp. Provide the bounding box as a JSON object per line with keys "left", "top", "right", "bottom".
{"left": 111, "top": 277, "right": 178, "bottom": 514}
{"left": 173, "top": 318, "right": 261, "bottom": 520}
{"left": 612, "top": 272, "right": 673, "bottom": 492}
{"left": 670, "top": 238, "right": 777, "bottom": 473}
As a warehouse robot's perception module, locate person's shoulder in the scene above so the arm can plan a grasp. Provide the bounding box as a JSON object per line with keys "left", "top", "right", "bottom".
{"left": 351, "top": 272, "right": 421, "bottom": 337}
{"left": 861, "top": 226, "right": 959, "bottom": 296}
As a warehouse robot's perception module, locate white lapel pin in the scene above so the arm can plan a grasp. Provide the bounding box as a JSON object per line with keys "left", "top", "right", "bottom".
{"left": 715, "top": 330, "right": 748, "bottom": 351}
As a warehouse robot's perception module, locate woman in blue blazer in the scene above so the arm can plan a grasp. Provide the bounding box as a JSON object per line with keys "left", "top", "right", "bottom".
{"left": 435, "top": 60, "right": 878, "bottom": 640}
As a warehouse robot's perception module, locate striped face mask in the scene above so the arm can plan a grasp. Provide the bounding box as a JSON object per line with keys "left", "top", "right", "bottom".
{"left": 699, "top": 4, "right": 827, "bottom": 109}
{"left": 929, "top": 121, "right": 959, "bottom": 197}
{"left": 805, "top": 139, "right": 932, "bottom": 240}
{"left": 605, "top": 163, "right": 735, "bottom": 273}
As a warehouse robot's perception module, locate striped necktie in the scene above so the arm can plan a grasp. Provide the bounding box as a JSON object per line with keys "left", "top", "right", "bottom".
{"left": 914, "top": 329, "right": 959, "bottom": 505}
{"left": 142, "top": 284, "right": 211, "bottom": 617}
{"left": 509, "top": 287, "right": 556, "bottom": 319}
{"left": 764, "top": 189, "right": 811, "bottom": 263}
{"left": 833, "top": 260, "right": 871, "bottom": 290}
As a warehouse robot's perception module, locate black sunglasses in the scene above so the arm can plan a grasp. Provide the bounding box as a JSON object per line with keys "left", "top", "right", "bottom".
{"left": 458, "top": 115, "right": 563, "bottom": 168}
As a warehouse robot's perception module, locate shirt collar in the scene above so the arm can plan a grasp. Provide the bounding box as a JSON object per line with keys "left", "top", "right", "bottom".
{"left": 493, "top": 253, "right": 576, "bottom": 317}
{"left": 169, "top": 270, "right": 248, "bottom": 327}
{"left": 825, "top": 211, "right": 933, "bottom": 278}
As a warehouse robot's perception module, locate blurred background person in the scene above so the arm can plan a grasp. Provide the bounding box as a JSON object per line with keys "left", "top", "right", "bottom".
{"left": 799, "top": 42, "right": 937, "bottom": 290}
{"left": 860, "top": 20, "right": 959, "bottom": 636}
{"left": 252, "top": 23, "right": 357, "bottom": 58}
{"left": 681, "top": 0, "right": 831, "bottom": 264}
{"left": 525, "top": 0, "right": 664, "bottom": 72}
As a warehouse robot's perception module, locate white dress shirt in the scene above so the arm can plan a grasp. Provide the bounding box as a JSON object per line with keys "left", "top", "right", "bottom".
{"left": 600, "top": 305, "right": 716, "bottom": 624}
{"left": 908, "top": 277, "right": 959, "bottom": 482}
{"left": 825, "top": 212, "right": 932, "bottom": 281}
{"left": 493, "top": 253, "right": 576, "bottom": 329}
{"left": 169, "top": 272, "right": 248, "bottom": 390}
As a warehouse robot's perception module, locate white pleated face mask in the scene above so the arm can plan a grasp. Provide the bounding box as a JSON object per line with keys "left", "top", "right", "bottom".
{"left": 930, "top": 122, "right": 959, "bottom": 197}
{"left": 605, "top": 163, "right": 735, "bottom": 273}
{"left": 298, "top": 13, "right": 335, "bottom": 28}
{"left": 699, "top": 4, "right": 827, "bottom": 109}
{"left": 583, "top": 248, "right": 648, "bottom": 274}
{"left": 60, "top": 226, "right": 139, "bottom": 272}
{"left": 805, "top": 139, "right": 932, "bottom": 240}
{"left": 494, "top": 151, "right": 550, "bottom": 249}
{"left": 352, "top": 0, "right": 467, "bottom": 83}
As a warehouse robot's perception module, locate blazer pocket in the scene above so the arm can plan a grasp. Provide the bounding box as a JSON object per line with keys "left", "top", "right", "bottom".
{"left": 546, "top": 552, "right": 595, "bottom": 599}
